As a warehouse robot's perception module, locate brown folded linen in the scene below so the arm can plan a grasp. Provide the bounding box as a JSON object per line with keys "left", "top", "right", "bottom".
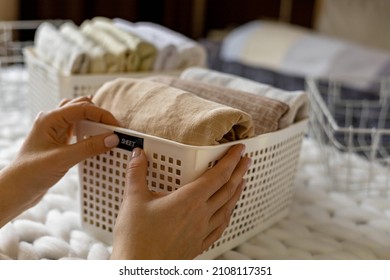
{"left": 180, "top": 67, "right": 309, "bottom": 128}
{"left": 92, "top": 78, "right": 255, "bottom": 145}
{"left": 147, "top": 76, "right": 290, "bottom": 135}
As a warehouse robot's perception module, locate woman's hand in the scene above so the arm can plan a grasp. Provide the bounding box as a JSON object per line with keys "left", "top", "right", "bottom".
{"left": 111, "top": 144, "right": 251, "bottom": 260}
{"left": 0, "top": 97, "right": 120, "bottom": 227}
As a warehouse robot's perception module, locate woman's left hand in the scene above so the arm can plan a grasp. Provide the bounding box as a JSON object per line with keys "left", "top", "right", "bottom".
{"left": 0, "top": 97, "right": 120, "bottom": 227}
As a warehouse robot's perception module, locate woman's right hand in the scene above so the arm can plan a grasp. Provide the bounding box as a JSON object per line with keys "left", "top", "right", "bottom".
{"left": 111, "top": 144, "right": 251, "bottom": 260}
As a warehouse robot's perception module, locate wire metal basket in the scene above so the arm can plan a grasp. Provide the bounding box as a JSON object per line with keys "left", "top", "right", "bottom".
{"left": 307, "top": 76, "right": 390, "bottom": 196}
{"left": 0, "top": 20, "right": 66, "bottom": 112}
{"left": 0, "top": 20, "right": 66, "bottom": 65}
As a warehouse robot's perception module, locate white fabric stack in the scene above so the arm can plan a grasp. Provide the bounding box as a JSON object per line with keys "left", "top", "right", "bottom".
{"left": 80, "top": 19, "right": 132, "bottom": 73}
{"left": 113, "top": 18, "right": 179, "bottom": 71}
{"left": 60, "top": 22, "right": 111, "bottom": 74}
{"left": 33, "top": 18, "right": 207, "bottom": 74}
{"left": 113, "top": 18, "right": 207, "bottom": 70}
{"left": 34, "top": 22, "right": 89, "bottom": 75}
{"left": 2, "top": 67, "right": 390, "bottom": 260}
{"left": 91, "top": 17, "right": 157, "bottom": 71}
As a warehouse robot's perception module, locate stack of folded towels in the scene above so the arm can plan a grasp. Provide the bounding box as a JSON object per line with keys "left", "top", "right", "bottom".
{"left": 33, "top": 17, "right": 207, "bottom": 75}
{"left": 92, "top": 67, "right": 309, "bottom": 146}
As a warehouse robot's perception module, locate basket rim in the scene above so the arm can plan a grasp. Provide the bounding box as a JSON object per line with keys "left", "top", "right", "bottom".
{"left": 306, "top": 78, "right": 390, "bottom": 135}
{"left": 78, "top": 118, "right": 308, "bottom": 151}
{"left": 23, "top": 46, "right": 182, "bottom": 79}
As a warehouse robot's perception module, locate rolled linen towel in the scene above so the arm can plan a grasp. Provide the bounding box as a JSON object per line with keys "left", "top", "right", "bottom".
{"left": 180, "top": 67, "right": 309, "bottom": 128}
{"left": 92, "top": 78, "right": 254, "bottom": 145}
{"left": 135, "top": 21, "right": 207, "bottom": 69}
{"left": 34, "top": 22, "right": 89, "bottom": 74}
{"left": 147, "top": 75, "right": 289, "bottom": 135}
{"left": 113, "top": 18, "right": 179, "bottom": 71}
{"left": 80, "top": 20, "right": 130, "bottom": 73}
{"left": 59, "top": 22, "right": 109, "bottom": 73}
{"left": 92, "top": 17, "right": 157, "bottom": 71}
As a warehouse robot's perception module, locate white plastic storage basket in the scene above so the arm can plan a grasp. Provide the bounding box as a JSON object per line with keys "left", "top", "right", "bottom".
{"left": 307, "top": 77, "right": 390, "bottom": 196}
{"left": 76, "top": 119, "right": 307, "bottom": 259}
{"left": 23, "top": 47, "right": 179, "bottom": 119}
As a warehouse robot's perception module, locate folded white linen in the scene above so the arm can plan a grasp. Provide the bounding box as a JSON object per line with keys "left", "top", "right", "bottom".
{"left": 91, "top": 17, "right": 157, "bottom": 71}
{"left": 180, "top": 67, "right": 309, "bottom": 128}
{"left": 34, "top": 22, "right": 89, "bottom": 75}
{"left": 324, "top": 44, "right": 390, "bottom": 90}
{"left": 59, "top": 22, "right": 109, "bottom": 73}
{"left": 220, "top": 20, "right": 390, "bottom": 91}
{"left": 113, "top": 18, "right": 179, "bottom": 71}
{"left": 136, "top": 21, "right": 207, "bottom": 69}
{"left": 80, "top": 20, "right": 130, "bottom": 73}
{"left": 282, "top": 35, "right": 347, "bottom": 77}
{"left": 221, "top": 20, "right": 307, "bottom": 70}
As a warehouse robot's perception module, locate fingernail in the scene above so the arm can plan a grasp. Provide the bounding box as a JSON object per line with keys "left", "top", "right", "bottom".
{"left": 104, "top": 134, "right": 119, "bottom": 148}
{"left": 247, "top": 158, "right": 252, "bottom": 168}
{"left": 131, "top": 147, "right": 141, "bottom": 159}
{"left": 240, "top": 144, "right": 246, "bottom": 157}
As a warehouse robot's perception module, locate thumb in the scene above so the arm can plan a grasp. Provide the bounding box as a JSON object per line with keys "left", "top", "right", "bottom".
{"left": 61, "top": 133, "right": 120, "bottom": 168}
{"left": 124, "top": 148, "right": 149, "bottom": 196}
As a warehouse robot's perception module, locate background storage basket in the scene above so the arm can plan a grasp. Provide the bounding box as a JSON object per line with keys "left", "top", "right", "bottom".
{"left": 76, "top": 119, "right": 307, "bottom": 259}
{"left": 307, "top": 77, "right": 390, "bottom": 196}
{"left": 23, "top": 47, "right": 179, "bottom": 119}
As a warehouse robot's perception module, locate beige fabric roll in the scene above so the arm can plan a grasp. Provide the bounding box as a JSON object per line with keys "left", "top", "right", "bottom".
{"left": 92, "top": 78, "right": 255, "bottom": 145}
{"left": 147, "top": 76, "right": 289, "bottom": 135}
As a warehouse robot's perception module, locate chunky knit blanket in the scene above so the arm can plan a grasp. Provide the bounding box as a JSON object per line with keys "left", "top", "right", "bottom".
{"left": 1, "top": 66, "right": 390, "bottom": 260}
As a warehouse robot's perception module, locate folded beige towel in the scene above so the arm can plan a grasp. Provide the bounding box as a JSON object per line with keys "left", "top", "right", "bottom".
{"left": 147, "top": 76, "right": 289, "bottom": 135}
{"left": 181, "top": 67, "right": 310, "bottom": 128}
{"left": 92, "top": 78, "right": 255, "bottom": 145}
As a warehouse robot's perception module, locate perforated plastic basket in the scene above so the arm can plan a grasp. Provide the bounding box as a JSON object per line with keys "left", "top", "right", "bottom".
{"left": 23, "top": 47, "right": 179, "bottom": 119}
{"left": 76, "top": 119, "right": 307, "bottom": 259}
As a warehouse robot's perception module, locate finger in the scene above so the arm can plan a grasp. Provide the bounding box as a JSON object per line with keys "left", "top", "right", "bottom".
{"left": 58, "top": 98, "right": 71, "bottom": 107}
{"left": 207, "top": 156, "right": 250, "bottom": 212}
{"left": 202, "top": 181, "right": 244, "bottom": 250}
{"left": 184, "top": 144, "right": 246, "bottom": 199}
{"left": 62, "top": 96, "right": 93, "bottom": 106}
{"left": 124, "top": 148, "right": 150, "bottom": 198}
{"left": 59, "top": 132, "right": 119, "bottom": 168}
{"left": 201, "top": 223, "right": 228, "bottom": 252}
{"left": 52, "top": 102, "right": 120, "bottom": 127}
{"left": 58, "top": 96, "right": 93, "bottom": 108}
{"left": 208, "top": 180, "right": 245, "bottom": 232}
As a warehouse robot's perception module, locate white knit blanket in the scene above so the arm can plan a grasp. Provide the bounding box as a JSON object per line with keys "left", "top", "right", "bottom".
{"left": 1, "top": 66, "right": 390, "bottom": 260}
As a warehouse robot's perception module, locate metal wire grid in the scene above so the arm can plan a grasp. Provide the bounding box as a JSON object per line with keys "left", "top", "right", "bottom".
{"left": 0, "top": 20, "right": 67, "bottom": 65}
{"left": 307, "top": 77, "right": 390, "bottom": 195}
{"left": 0, "top": 20, "right": 67, "bottom": 112}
